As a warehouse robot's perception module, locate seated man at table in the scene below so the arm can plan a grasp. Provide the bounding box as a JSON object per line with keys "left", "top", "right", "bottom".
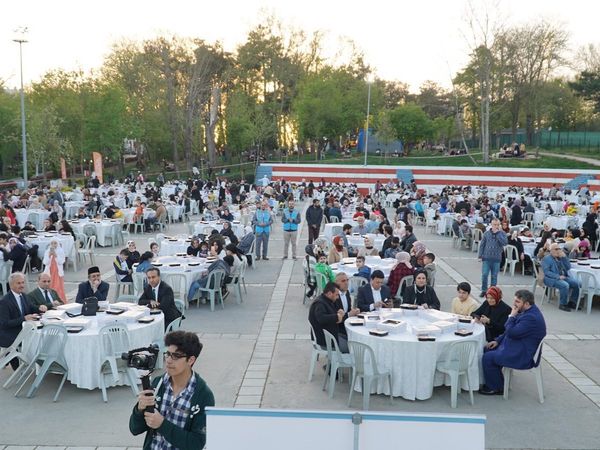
{"left": 308, "top": 281, "right": 349, "bottom": 353}
{"left": 541, "top": 243, "right": 580, "bottom": 312}
{"left": 334, "top": 273, "right": 359, "bottom": 333}
{"left": 138, "top": 267, "right": 181, "bottom": 330}
{"left": 0, "top": 272, "right": 47, "bottom": 369}
{"left": 339, "top": 224, "right": 358, "bottom": 257}
{"left": 353, "top": 215, "right": 370, "bottom": 236}
{"left": 480, "top": 289, "right": 546, "bottom": 395}
{"left": 129, "top": 330, "right": 215, "bottom": 449}
{"left": 27, "top": 272, "right": 63, "bottom": 309}
{"left": 76, "top": 266, "right": 110, "bottom": 303}
{"left": 357, "top": 270, "right": 392, "bottom": 312}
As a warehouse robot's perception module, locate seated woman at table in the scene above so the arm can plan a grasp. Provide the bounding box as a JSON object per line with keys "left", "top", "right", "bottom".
{"left": 387, "top": 251, "right": 414, "bottom": 298}
{"left": 314, "top": 252, "right": 336, "bottom": 289}
{"left": 187, "top": 237, "right": 202, "bottom": 257}
{"left": 471, "top": 286, "right": 511, "bottom": 342}
{"left": 58, "top": 220, "right": 76, "bottom": 240}
{"left": 21, "top": 221, "right": 37, "bottom": 232}
{"left": 114, "top": 248, "right": 133, "bottom": 282}
{"left": 563, "top": 228, "right": 581, "bottom": 257}
{"left": 220, "top": 208, "right": 235, "bottom": 222}
{"left": 150, "top": 241, "right": 160, "bottom": 258}
{"left": 327, "top": 236, "right": 348, "bottom": 264}
{"left": 575, "top": 235, "right": 591, "bottom": 258}
{"left": 126, "top": 240, "right": 141, "bottom": 269}
{"left": 42, "top": 218, "right": 55, "bottom": 232}
{"left": 225, "top": 243, "right": 244, "bottom": 280}
{"left": 219, "top": 221, "right": 239, "bottom": 246}
{"left": 357, "top": 237, "right": 379, "bottom": 257}
{"left": 136, "top": 251, "right": 154, "bottom": 273}
{"left": 43, "top": 238, "right": 66, "bottom": 302}
{"left": 305, "top": 238, "right": 329, "bottom": 262}
{"left": 402, "top": 270, "right": 440, "bottom": 310}
{"left": 409, "top": 241, "right": 427, "bottom": 268}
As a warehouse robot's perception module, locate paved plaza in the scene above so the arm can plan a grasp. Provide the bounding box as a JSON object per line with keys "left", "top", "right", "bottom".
{"left": 1, "top": 201, "right": 599, "bottom": 450}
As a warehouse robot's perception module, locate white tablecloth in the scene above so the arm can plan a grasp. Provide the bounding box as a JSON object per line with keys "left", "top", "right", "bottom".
{"left": 346, "top": 234, "right": 385, "bottom": 250}
{"left": 166, "top": 204, "right": 185, "bottom": 221}
{"left": 15, "top": 209, "right": 50, "bottom": 229}
{"left": 570, "top": 264, "right": 600, "bottom": 287}
{"left": 331, "top": 256, "right": 396, "bottom": 280}
{"left": 27, "top": 233, "right": 75, "bottom": 259}
{"left": 345, "top": 309, "right": 485, "bottom": 400}
{"left": 151, "top": 255, "right": 208, "bottom": 293}
{"left": 121, "top": 208, "right": 156, "bottom": 224}
{"left": 26, "top": 312, "right": 164, "bottom": 390}
{"left": 160, "top": 239, "right": 191, "bottom": 256}
{"left": 64, "top": 201, "right": 87, "bottom": 219}
{"left": 71, "top": 219, "right": 119, "bottom": 247}
{"left": 193, "top": 221, "right": 244, "bottom": 238}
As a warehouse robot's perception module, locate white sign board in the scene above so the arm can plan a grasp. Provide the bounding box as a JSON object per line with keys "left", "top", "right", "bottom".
{"left": 206, "top": 408, "right": 485, "bottom": 450}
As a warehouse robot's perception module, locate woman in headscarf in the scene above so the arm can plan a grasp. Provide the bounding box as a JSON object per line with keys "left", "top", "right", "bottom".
{"left": 582, "top": 213, "right": 598, "bottom": 250}
{"left": 401, "top": 270, "right": 441, "bottom": 310}
{"left": 510, "top": 198, "right": 522, "bottom": 226}
{"left": 387, "top": 251, "right": 415, "bottom": 298}
{"left": 471, "top": 286, "right": 511, "bottom": 342}
{"left": 43, "top": 238, "right": 66, "bottom": 303}
{"left": 327, "top": 235, "right": 348, "bottom": 264}
{"left": 410, "top": 240, "right": 427, "bottom": 268}
{"left": 357, "top": 236, "right": 379, "bottom": 257}
{"left": 305, "top": 237, "right": 328, "bottom": 261}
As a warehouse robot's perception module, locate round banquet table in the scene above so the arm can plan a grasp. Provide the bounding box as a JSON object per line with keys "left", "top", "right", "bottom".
{"left": 193, "top": 221, "right": 244, "bottom": 238}
{"left": 26, "top": 312, "right": 164, "bottom": 390}
{"left": 71, "top": 219, "right": 120, "bottom": 247}
{"left": 345, "top": 309, "right": 486, "bottom": 400}
{"left": 15, "top": 209, "right": 50, "bottom": 229}
{"left": 331, "top": 256, "right": 396, "bottom": 280}
{"left": 26, "top": 232, "right": 75, "bottom": 259}
{"left": 160, "top": 238, "right": 192, "bottom": 256}
{"left": 151, "top": 255, "right": 209, "bottom": 293}
{"left": 346, "top": 234, "right": 385, "bottom": 250}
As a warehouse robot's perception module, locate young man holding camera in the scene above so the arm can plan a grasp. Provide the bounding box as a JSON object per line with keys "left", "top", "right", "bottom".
{"left": 129, "top": 331, "right": 215, "bottom": 449}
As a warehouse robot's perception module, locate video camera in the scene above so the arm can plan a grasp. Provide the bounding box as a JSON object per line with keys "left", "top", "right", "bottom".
{"left": 122, "top": 344, "right": 160, "bottom": 412}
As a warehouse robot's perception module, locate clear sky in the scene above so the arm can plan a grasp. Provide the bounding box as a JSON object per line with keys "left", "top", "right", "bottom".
{"left": 1, "top": 0, "right": 598, "bottom": 92}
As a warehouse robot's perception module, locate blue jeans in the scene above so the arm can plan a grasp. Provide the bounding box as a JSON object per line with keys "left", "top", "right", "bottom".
{"left": 481, "top": 260, "right": 500, "bottom": 293}
{"left": 545, "top": 277, "right": 580, "bottom": 306}
{"left": 188, "top": 275, "right": 208, "bottom": 300}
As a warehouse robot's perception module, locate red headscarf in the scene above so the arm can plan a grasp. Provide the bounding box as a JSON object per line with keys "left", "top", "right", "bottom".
{"left": 486, "top": 286, "right": 503, "bottom": 303}
{"left": 333, "top": 236, "right": 344, "bottom": 251}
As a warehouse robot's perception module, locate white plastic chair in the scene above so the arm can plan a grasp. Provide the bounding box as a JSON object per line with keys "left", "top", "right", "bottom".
{"left": 502, "top": 338, "right": 545, "bottom": 403}
{"left": 322, "top": 330, "right": 354, "bottom": 398}
{"left": 174, "top": 299, "right": 186, "bottom": 316}
{"left": 191, "top": 269, "right": 226, "bottom": 311}
{"left": 308, "top": 324, "right": 328, "bottom": 382}
{"left": 394, "top": 275, "right": 414, "bottom": 300}
{"left": 132, "top": 271, "right": 146, "bottom": 297}
{"left": 238, "top": 257, "right": 248, "bottom": 294}
{"left": 0, "top": 322, "right": 37, "bottom": 389}
{"left": 575, "top": 271, "right": 597, "bottom": 315}
{"left": 0, "top": 260, "right": 14, "bottom": 295}
{"left": 115, "top": 277, "right": 134, "bottom": 299}
{"left": 116, "top": 294, "right": 138, "bottom": 304}
{"left": 15, "top": 324, "right": 68, "bottom": 402}
{"left": 503, "top": 245, "right": 522, "bottom": 276}
{"left": 471, "top": 228, "right": 483, "bottom": 253}
{"left": 349, "top": 276, "right": 368, "bottom": 295}
{"left": 314, "top": 272, "right": 328, "bottom": 298}
{"left": 163, "top": 273, "right": 188, "bottom": 307}
{"left": 98, "top": 324, "right": 139, "bottom": 402}
{"left": 435, "top": 340, "right": 478, "bottom": 408}
{"left": 347, "top": 340, "right": 392, "bottom": 410}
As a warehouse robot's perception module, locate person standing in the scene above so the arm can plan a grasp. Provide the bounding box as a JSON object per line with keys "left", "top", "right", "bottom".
{"left": 282, "top": 200, "right": 301, "bottom": 260}
{"left": 478, "top": 218, "right": 507, "bottom": 297}
{"left": 129, "top": 331, "right": 215, "bottom": 449}
{"left": 252, "top": 200, "right": 273, "bottom": 261}
{"left": 306, "top": 199, "right": 323, "bottom": 245}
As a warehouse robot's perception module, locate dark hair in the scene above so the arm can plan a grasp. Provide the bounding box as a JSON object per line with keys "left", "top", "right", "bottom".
{"left": 405, "top": 225, "right": 413, "bottom": 233}
{"left": 355, "top": 255, "right": 365, "bottom": 262}
{"left": 391, "top": 236, "right": 400, "bottom": 244}
{"left": 150, "top": 242, "right": 159, "bottom": 249}
{"left": 457, "top": 282, "right": 471, "bottom": 293}
{"left": 120, "top": 248, "right": 131, "bottom": 257}
{"left": 140, "top": 251, "right": 154, "bottom": 262}
{"left": 147, "top": 267, "right": 161, "bottom": 277}
{"left": 424, "top": 252, "right": 435, "bottom": 261}
{"left": 323, "top": 281, "right": 339, "bottom": 295}
{"left": 164, "top": 330, "right": 202, "bottom": 360}
{"left": 343, "top": 224, "right": 352, "bottom": 231}
{"left": 384, "top": 225, "right": 393, "bottom": 235}
{"left": 223, "top": 255, "right": 234, "bottom": 266}
{"left": 371, "top": 269, "right": 385, "bottom": 280}
{"left": 414, "top": 269, "right": 428, "bottom": 280}
{"left": 225, "top": 243, "right": 239, "bottom": 255}
{"left": 515, "top": 289, "right": 535, "bottom": 305}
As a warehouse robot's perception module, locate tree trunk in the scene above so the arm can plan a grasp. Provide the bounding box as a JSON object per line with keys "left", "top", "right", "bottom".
{"left": 206, "top": 86, "right": 220, "bottom": 167}
{"left": 162, "top": 47, "right": 180, "bottom": 177}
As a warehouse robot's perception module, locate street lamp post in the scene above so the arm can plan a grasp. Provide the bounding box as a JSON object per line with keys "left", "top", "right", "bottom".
{"left": 363, "top": 80, "right": 372, "bottom": 167}
{"left": 14, "top": 33, "right": 28, "bottom": 185}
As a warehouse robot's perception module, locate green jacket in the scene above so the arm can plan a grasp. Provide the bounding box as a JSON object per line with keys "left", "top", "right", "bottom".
{"left": 27, "top": 287, "right": 61, "bottom": 309}
{"left": 314, "top": 263, "right": 335, "bottom": 288}
{"left": 129, "top": 372, "right": 215, "bottom": 450}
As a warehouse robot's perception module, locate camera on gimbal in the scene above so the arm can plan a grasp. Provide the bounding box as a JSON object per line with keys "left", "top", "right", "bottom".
{"left": 121, "top": 344, "right": 160, "bottom": 371}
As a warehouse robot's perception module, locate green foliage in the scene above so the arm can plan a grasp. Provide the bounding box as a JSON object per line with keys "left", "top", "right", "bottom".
{"left": 570, "top": 71, "right": 600, "bottom": 114}
{"left": 387, "top": 104, "right": 434, "bottom": 149}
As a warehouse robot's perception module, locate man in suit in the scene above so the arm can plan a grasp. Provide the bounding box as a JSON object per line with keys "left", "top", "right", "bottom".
{"left": 138, "top": 267, "right": 181, "bottom": 330}
{"left": 357, "top": 270, "right": 392, "bottom": 312}
{"left": 334, "top": 272, "right": 360, "bottom": 338}
{"left": 27, "top": 273, "right": 63, "bottom": 309}
{"left": 480, "top": 289, "right": 546, "bottom": 395}
{"left": 76, "top": 266, "right": 110, "bottom": 303}
{"left": 0, "top": 272, "right": 47, "bottom": 369}
{"left": 308, "top": 282, "right": 348, "bottom": 353}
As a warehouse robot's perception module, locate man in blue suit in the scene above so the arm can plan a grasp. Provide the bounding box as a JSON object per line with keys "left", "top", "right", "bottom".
{"left": 480, "top": 289, "right": 546, "bottom": 395}
{"left": 356, "top": 270, "right": 392, "bottom": 312}
{"left": 0, "top": 272, "right": 47, "bottom": 369}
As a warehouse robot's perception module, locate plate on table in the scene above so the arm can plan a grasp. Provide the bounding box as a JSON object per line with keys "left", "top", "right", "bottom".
{"left": 175, "top": 253, "right": 186, "bottom": 257}
{"left": 591, "top": 265, "right": 600, "bottom": 269}
{"left": 44, "top": 234, "right": 53, "bottom": 237}
{"left": 188, "top": 262, "right": 200, "bottom": 266}
{"left": 66, "top": 326, "right": 84, "bottom": 333}
{"left": 232, "top": 220, "right": 240, "bottom": 224}
{"left": 138, "top": 317, "right": 155, "bottom": 324}
{"left": 153, "top": 263, "right": 163, "bottom": 267}
{"left": 578, "top": 261, "right": 590, "bottom": 266}
{"left": 168, "top": 239, "right": 178, "bottom": 242}
{"left": 169, "top": 263, "right": 181, "bottom": 267}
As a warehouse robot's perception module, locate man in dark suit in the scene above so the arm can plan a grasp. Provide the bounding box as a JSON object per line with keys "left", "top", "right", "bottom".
{"left": 4, "top": 237, "right": 27, "bottom": 273}
{"left": 0, "top": 272, "right": 46, "bottom": 369}
{"left": 308, "top": 282, "right": 348, "bottom": 353}
{"left": 356, "top": 270, "right": 392, "bottom": 312}
{"left": 76, "top": 266, "right": 110, "bottom": 303}
{"left": 27, "top": 273, "right": 63, "bottom": 309}
{"left": 138, "top": 267, "right": 181, "bottom": 330}
{"left": 334, "top": 272, "right": 359, "bottom": 337}
{"left": 480, "top": 289, "right": 547, "bottom": 395}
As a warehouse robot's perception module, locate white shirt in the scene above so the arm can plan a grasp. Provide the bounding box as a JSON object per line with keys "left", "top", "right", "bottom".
{"left": 339, "top": 290, "right": 350, "bottom": 312}
{"left": 370, "top": 286, "right": 382, "bottom": 311}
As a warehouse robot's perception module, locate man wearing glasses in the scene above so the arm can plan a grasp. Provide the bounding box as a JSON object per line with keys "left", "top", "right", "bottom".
{"left": 130, "top": 331, "right": 215, "bottom": 450}
{"left": 541, "top": 243, "right": 580, "bottom": 312}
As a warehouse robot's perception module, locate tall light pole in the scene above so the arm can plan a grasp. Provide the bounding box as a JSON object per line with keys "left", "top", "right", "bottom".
{"left": 363, "top": 79, "right": 372, "bottom": 167}
{"left": 14, "top": 30, "right": 28, "bottom": 185}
